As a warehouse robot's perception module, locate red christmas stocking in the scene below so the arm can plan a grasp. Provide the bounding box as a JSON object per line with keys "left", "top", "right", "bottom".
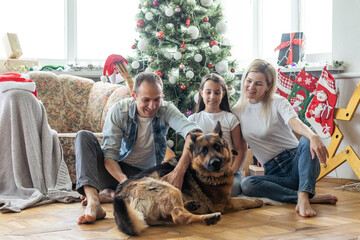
{"left": 305, "top": 67, "right": 337, "bottom": 138}
{"left": 288, "top": 69, "right": 318, "bottom": 126}
{"left": 275, "top": 68, "right": 295, "bottom": 99}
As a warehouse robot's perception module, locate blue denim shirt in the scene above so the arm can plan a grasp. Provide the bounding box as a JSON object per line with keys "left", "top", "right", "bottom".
{"left": 102, "top": 98, "right": 201, "bottom": 166}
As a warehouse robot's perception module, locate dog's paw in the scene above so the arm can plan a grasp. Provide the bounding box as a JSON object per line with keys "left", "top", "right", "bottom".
{"left": 254, "top": 199, "right": 263, "bottom": 207}
{"left": 204, "top": 212, "right": 221, "bottom": 226}
{"left": 184, "top": 201, "right": 201, "bottom": 211}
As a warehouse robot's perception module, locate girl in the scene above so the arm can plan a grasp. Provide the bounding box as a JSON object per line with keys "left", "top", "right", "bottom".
{"left": 188, "top": 73, "right": 247, "bottom": 197}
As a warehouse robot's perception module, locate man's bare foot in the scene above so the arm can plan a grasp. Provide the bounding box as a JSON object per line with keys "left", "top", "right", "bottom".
{"left": 80, "top": 189, "right": 115, "bottom": 206}
{"left": 295, "top": 192, "right": 316, "bottom": 218}
{"left": 77, "top": 186, "right": 106, "bottom": 224}
{"left": 309, "top": 194, "right": 338, "bottom": 205}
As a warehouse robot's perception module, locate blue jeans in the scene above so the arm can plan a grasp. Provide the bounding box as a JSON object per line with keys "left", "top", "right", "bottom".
{"left": 240, "top": 137, "right": 320, "bottom": 203}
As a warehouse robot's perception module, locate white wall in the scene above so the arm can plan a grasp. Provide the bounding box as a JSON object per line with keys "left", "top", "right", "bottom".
{"left": 326, "top": 0, "right": 360, "bottom": 179}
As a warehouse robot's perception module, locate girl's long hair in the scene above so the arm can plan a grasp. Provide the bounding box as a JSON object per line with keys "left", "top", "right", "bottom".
{"left": 232, "top": 59, "right": 277, "bottom": 117}
{"left": 195, "top": 73, "right": 231, "bottom": 113}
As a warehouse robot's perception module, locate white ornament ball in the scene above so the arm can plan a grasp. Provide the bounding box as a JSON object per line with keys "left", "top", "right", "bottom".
{"left": 212, "top": 45, "right": 220, "bottom": 53}
{"left": 145, "top": 12, "right": 153, "bottom": 21}
{"left": 216, "top": 21, "right": 227, "bottom": 34}
{"left": 187, "top": 26, "right": 199, "bottom": 39}
{"left": 164, "top": 52, "right": 172, "bottom": 59}
{"left": 186, "top": 70, "right": 194, "bottom": 79}
{"left": 175, "top": 7, "right": 181, "bottom": 13}
{"left": 187, "top": 0, "right": 196, "bottom": 4}
{"left": 165, "top": 7, "right": 174, "bottom": 17}
{"left": 167, "top": 140, "right": 174, "bottom": 148}
{"left": 131, "top": 61, "right": 140, "bottom": 69}
{"left": 194, "top": 54, "right": 203, "bottom": 62}
{"left": 169, "top": 76, "right": 177, "bottom": 84}
{"left": 138, "top": 39, "right": 149, "bottom": 52}
{"left": 174, "top": 52, "right": 182, "bottom": 60}
{"left": 145, "top": 67, "right": 152, "bottom": 72}
{"left": 194, "top": 92, "right": 199, "bottom": 103}
{"left": 200, "top": 0, "right": 213, "bottom": 7}
{"left": 215, "top": 61, "right": 228, "bottom": 74}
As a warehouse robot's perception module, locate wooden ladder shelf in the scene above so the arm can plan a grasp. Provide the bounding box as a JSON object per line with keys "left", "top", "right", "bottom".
{"left": 317, "top": 81, "right": 360, "bottom": 180}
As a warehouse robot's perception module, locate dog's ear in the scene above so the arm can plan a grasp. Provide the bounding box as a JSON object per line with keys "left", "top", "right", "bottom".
{"left": 231, "top": 150, "right": 238, "bottom": 156}
{"left": 214, "top": 121, "right": 223, "bottom": 138}
{"left": 190, "top": 132, "right": 198, "bottom": 144}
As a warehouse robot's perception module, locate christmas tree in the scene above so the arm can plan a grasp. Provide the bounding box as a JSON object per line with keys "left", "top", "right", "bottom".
{"left": 127, "top": 0, "right": 239, "bottom": 152}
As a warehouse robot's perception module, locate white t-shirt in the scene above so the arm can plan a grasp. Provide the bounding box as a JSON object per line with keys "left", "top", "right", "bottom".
{"left": 122, "top": 115, "right": 156, "bottom": 169}
{"left": 188, "top": 111, "right": 240, "bottom": 149}
{"left": 232, "top": 95, "right": 299, "bottom": 165}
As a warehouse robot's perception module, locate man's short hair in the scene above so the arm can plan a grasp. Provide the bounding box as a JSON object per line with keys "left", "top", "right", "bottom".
{"left": 133, "top": 72, "right": 163, "bottom": 94}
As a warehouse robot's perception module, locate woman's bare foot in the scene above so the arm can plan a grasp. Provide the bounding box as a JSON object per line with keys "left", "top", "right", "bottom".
{"left": 80, "top": 189, "right": 115, "bottom": 206}
{"left": 295, "top": 192, "right": 317, "bottom": 217}
{"left": 309, "top": 194, "right": 338, "bottom": 204}
{"left": 77, "top": 186, "right": 106, "bottom": 224}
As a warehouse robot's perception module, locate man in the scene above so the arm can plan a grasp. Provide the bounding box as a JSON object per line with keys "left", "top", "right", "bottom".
{"left": 75, "top": 72, "right": 201, "bottom": 224}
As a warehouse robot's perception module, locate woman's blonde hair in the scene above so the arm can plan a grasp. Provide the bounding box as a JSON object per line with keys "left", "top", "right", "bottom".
{"left": 233, "top": 59, "right": 277, "bottom": 117}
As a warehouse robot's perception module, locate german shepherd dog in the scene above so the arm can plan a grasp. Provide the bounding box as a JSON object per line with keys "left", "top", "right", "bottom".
{"left": 113, "top": 122, "right": 263, "bottom": 236}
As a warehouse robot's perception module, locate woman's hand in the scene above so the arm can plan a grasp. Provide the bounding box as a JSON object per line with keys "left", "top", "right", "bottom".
{"left": 309, "top": 135, "right": 329, "bottom": 164}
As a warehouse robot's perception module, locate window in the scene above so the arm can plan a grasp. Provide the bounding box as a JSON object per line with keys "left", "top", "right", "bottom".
{"left": 0, "top": 0, "right": 65, "bottom": 59}
{"left": 77, "top": 0, "right": 138, "bottom": 61}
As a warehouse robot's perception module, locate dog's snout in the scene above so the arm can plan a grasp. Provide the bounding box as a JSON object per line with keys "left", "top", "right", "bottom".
{"left": 206, "top": 158, "right": 223, "bottom": 172}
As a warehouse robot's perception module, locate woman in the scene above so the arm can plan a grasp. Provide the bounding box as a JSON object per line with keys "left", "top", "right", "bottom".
{"left": 232, "top": 59, "right": 338, "bottom": 217}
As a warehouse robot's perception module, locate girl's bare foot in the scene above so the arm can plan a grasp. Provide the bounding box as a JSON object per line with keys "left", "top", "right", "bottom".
{"left": 309, "top": 194, "right": 338, "bottom": 204}
{"left": 295, "top": 192, "right": 316, "bottom": 217}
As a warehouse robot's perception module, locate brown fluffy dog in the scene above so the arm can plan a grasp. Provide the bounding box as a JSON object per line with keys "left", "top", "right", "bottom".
{"left": 113, "top": 122, "right": 263, "bottom": 236}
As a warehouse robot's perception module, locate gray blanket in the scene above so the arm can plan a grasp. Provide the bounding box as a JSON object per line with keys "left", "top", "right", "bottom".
{"left": 0, "top": 89, "right": 80, "bottom": 213}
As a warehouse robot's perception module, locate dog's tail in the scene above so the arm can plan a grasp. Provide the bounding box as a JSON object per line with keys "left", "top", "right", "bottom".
{"left": 113, "top": 195, "right": 148, "bottom": 236}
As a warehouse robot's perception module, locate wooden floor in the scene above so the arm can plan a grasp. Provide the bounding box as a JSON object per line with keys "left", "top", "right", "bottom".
{"left": 1, "top": 178, "right": 360, "bottom": 240}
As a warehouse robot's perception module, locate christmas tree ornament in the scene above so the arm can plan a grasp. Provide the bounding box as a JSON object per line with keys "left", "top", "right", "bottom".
{"left": 228, "top": 86, "right": 236, "bottom": 96}
{"left": 275, "top": 69, "right": 295, "bottom": 98}
{"left": 131, "top": 45, "right": 136, "bottom": 49}
{"left": 200, "top": 0, "right": 213, "bottom": 7}
{"left": 288, "top": 69, "right": 318, "bottom": 126}
{"left": 165, "top": 7, "right": 174, "bottom": 17}
{"left": 231, "top": 68, "right": 235, "bottom": 73}
{"left": 166, "top": 139, "right": 174, "bottom": 148}
{"left": 187, "top": 26, "right": 199, "bottom": 39}
{"left": 215, "top": 61, "right": 228, "bottom": 74}
{"left": 305, "top": 67, "right": 337, "bottom": 139}
{"left": 186, "top": 110, "right": 192, "bottom": 115}
{"left": 143, "top": 1, "right": 149, "bottom": 7}
{"left": 186, "top": 71, "right": 194, "bottom": 79}
{"left": 179, "top": 63, "right": 185, "bottom": 69}
{"left": 148, "top": 57, "right": 154, "bottom": 63}
{"left": 137, "top": 20, "right": 145, "bottom": 28}
{"left": 180, "top": 84, "right": 186, "bottom": 90}
{"left": 145, "top": 67, "right": 152, "bottom": 72}
{"left": 211, "top": 45, "right": 220, "bottom": 53}
{"left": 154, "top": 70, "right": 162, "bottom": 77}
{"left": 174, "top": 52, "right": 182, "bottom": 60}
{"left": 209, "top": 40, "right": 218, "bottom": 47}
{"left": 164, "top": 52, "right": 172, "bottom": 59}
{"left": 186, "top": 16, "right": 191, "bottom": 28}
{"left": 169, "top": 76, "right": 177, "bottom": 84}
{"left": 187, "top": 0, "right": 196, "bottom": 4}
{"left": 181, "top": 41, "right": 186, "bottom": 52}
{"left": 131, "top": 61, "right": 140, "bottom": 69}
{"left": 138, "top": 39, "right": 149, "bottom": 52}
{"left": 194, "top": 92, "right": 199, "bottom": 103}
{"left": 194, "top": 54, "right": 203, "bottom": 62}
{"left": 157, "top": 31, "right": 165, "bottom": 39}
{"left": 138, "top": 4, "right": 142, "bottom": 9}
{"left": 153, "top": 1, "right": 159, "bottom": 6}
{"left": 208, "top": 64, "right": 214, "bottom": 69}
{"left": 216, "top": 21, "right": 227, "bottom": 34}
{"left": 203, "top": 17, "right": 209, "bottom": 22}
{"left": 145, "top": 12, "right": 153, "bottom": 21}
{"left": 175, "top": 7, "right": 181, "bottom": 13}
